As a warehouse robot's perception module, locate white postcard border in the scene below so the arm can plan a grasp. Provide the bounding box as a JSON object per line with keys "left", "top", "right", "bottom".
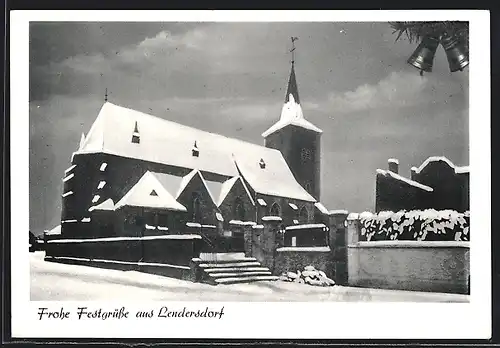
{"left": 11, "top": 10, "right": 491, "bottom": 339}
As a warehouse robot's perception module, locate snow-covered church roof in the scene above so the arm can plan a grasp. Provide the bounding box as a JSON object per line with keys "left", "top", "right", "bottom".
{"left": 76, "top": 102, "right": 315, "bottom": 203}
{"left": 262, "top": 63, "right": 322, "bottom": 138}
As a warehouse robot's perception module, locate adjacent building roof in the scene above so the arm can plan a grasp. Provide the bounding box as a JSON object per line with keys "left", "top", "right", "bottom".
{"left": 414, "top": 156, "right": 469, "bottom": 175}
{"left": 76, "top": 102, "right": 316, "bottom": 203}
{"left": 376, "top": 169, "right": 434, "bottom": 192}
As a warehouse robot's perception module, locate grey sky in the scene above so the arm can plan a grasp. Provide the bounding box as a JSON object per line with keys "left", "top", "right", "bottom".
{"left": 29, "top": 22, "right": 469, "bottom": 233}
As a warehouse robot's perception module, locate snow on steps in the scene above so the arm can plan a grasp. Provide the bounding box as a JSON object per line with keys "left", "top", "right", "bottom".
{"left": 204, "top": 266, "right": 269, "bottom": 273}
{"left": 199, "top": 261, "right": 261, "bottom": 268}
{"left": 195, "top": 255, "right": 278, "bottom": 285}
{"left": 215, "top": 275, "right": 278, "bottom": 284}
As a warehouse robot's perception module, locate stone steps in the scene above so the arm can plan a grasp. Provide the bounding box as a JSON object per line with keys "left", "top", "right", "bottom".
{"left": 195, "top": 254, "right": 278, "bottom": 285}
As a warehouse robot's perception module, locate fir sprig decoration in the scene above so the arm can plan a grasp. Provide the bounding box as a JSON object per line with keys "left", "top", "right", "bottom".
{"left": 389, "top": 21, "right": 469, "bottom": 51}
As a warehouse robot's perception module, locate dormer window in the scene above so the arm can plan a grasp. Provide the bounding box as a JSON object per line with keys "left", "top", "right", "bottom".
{"left": 259, "top": 158, "right": 266, "bottom": 169}
{"left": 192, "top": 141, "right": 199, "bottom": 157}
{"left": 132, "top": 121, "right": 140, "bottom": 144}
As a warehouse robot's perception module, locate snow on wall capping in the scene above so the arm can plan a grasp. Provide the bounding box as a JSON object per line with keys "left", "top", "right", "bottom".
{"left": 329, "top": 209, "right": 349, "bottom": 215}
{"left": 47, "top": 234, "right": 202, "bottom": 244}
{"left": 257, "top": 198, "right": 267, "bottom": 206}
{"left": 376, "top": 168, "right": 434, "bottom": 192}
{"left": 262, "top": 216, "right": 283, "bottom": 222}
{"left": 388, "top": 158, "right": 399, "bottom": 164}
{"left": 414, "top": 156, "right": 469, "bottom": 175}
{"left": 285, "top": 223, "right": 327, "bottom": 230}
{"left": 229, "top": 220, "right": 245, "bottom": 225}
{"left": 252, "top": 224, "right": 264, "bottom": 229}
{"left": 347, "top": 213, "right": 359, "bottom": 220}
{"left": 314, "top": 202, "right": 329, "bottom": 215}
{"left": 276, "top": 246, "right": 331, "bottom": 252}
{"left": 351, "top": 241, "right": 470, "bottom": 249}
{"left": 186, "top": 222, "right": 202, "bottom": 228}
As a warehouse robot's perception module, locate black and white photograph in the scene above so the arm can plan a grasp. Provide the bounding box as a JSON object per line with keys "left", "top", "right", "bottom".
{"left": 10, "top": 10, "right": 491, "bottom": 340}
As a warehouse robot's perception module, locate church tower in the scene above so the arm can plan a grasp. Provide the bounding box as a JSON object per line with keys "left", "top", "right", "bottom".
{"left": 262, "top": 53, "right": 322, "bottom": 200}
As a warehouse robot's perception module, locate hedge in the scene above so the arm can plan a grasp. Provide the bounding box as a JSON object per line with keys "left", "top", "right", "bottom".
{"left": 357, "top": 209, "right": 470, "bottom": 242}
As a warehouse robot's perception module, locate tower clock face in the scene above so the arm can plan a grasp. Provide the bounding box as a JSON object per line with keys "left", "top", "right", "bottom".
{"left": 301, "top": 148, "right": 312, "bottom": 162}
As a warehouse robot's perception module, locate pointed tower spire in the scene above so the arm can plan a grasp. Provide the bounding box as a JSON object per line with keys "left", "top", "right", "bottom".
{"left": 261, "top": 37, "right": 322, "bottom": 138}
{"left": 286, "top": 36, "right": 300, "bottom": 105}
{"left": 285, "top": 62, "right": 300, "bottom": 105}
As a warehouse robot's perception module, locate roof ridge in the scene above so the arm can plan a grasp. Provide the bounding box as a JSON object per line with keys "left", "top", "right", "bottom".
{"left": 103, "top": 102, "right": 282, "bottom": 154}
{"left": 414, "top": 156, "right": 469, "bottom": 174}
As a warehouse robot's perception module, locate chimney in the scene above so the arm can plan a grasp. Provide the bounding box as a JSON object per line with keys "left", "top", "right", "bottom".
{"left": 410, "top": 167, "right": 418, "bottom": 180}
{"left": 388, "top": 158, "right": 399, "bottom": 174}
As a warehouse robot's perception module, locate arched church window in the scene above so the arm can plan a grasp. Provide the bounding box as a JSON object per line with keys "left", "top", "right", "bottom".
{"left": 270, "top": 202, "right": 281, "bottom": 217}
{"left": 301, "top": 148, "right": 312, "bottom": 162}
{"left": 191, "top": 192, "right": 202, "bottom": 223}
{"left": 299, "top": 206, "right": 309, "bottom": 224}
{"left": 234, "top": 197, "right": 245, "bottom": 221}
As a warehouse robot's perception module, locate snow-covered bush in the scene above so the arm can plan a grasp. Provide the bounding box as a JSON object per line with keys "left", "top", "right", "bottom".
{"left": 357, "top": 209, "right": 470, "bottom": 242}
{"left": 278, "top": 265, "right": 336, "bottom": 286}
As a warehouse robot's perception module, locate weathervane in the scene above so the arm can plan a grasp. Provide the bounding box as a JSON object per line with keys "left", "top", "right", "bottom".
{"left": 290, "top": 36, "right": 299, "bottom": 64}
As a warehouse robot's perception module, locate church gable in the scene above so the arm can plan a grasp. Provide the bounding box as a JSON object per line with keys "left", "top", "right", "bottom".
{"left": 218, "top": 177, "right": 256, "bottom": 223}
{"left": 114, "top": 171, "right": 187, "bottom": 211}
{"left": 176, "top": 170, "right": 220, "bottom": 225}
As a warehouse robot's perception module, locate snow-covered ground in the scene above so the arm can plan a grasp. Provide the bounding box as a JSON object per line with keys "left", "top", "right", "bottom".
{"left": 30, "top": 252, "right": 469, "bottom": 302}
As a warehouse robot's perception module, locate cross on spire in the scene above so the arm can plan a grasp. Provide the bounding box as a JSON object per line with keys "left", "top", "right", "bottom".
{"left": 290, "top": 36, "right": 299, "bottom": 65}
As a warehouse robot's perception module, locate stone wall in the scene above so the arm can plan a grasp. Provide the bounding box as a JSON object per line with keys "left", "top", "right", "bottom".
{"left": 346, "top": 214, "right": 470, "bottom": 294}
{"left": 347, "top": 241, "right": 470, "bottom": 294}
{"left": 274, "top": 247, "right": 334, "bottom": 279}
{"left": 45, "top": 235, "right": 203, "bottom": 269}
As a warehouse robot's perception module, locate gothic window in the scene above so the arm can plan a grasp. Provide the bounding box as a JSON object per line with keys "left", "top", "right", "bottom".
{"left": 301, "top": 148, "right": 312, "bottom": 162}
{"left": 270, "top": 202, "right": 281, "bottom": 217}
{"left": 192, "top": 192, "right": 202, "bottom": 223}
{"left": 234, "top": 197, "right": 245, "bottom": 221}
{"left": 299, "top": 206, "right": 309, "bottom": 224}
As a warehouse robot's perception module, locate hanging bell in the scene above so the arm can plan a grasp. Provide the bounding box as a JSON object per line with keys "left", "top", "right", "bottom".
{"left": 440, "top": 32, "right": 469, "bottom": 72}
{"left": 407, "top": 36, "right": 440, "bottom": 73}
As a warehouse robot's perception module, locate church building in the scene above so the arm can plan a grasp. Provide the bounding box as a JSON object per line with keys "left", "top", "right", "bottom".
{"left": 59, "top": 61, "right": 329, "bottom": 241}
